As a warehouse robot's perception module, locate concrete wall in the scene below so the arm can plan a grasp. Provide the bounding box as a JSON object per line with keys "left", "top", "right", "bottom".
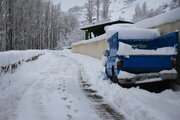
{"left": 152, "top": 20, "right": 180, "bottom": 35}
{"left": 72, "top": 39, "right": 108, "bottom": 59}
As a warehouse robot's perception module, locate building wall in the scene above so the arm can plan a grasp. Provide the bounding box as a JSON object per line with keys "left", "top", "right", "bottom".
{"left": 152, "top": 20, "right": 180, "bottom": 35}
{"left": 72, "top": 39, "right": 108, "bottom": 59}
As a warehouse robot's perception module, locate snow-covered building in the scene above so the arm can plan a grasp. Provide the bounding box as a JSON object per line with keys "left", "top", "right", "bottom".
{"left": 80, "top": 20, "right": 132, "bottom": 40}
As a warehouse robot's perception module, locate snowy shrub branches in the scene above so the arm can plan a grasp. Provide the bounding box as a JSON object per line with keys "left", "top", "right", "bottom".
{"left": 133, "top": 1, "right": 180, "bottom": 23}
{"left": 133, "top": 2, "right": 163, "bottom": 23}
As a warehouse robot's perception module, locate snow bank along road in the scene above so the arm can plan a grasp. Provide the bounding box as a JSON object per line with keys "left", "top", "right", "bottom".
{"left": 0, "top": 50, "right": 123, "bottom": 120}
{"left": 0, "top": 50, "right": 180, "bottom": 120}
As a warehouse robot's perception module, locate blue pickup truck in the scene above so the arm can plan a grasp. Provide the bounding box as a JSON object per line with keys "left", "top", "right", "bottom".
{"left": 103, "top": 32, "right": 178, "bottom": 84}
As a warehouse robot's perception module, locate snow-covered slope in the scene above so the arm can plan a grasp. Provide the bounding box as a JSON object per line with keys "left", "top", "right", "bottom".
{"left": 110, "top": 0, "right": 172, "bottom": 21}
{"left": 67, "top": 0, "right": 176, "bottom": 25}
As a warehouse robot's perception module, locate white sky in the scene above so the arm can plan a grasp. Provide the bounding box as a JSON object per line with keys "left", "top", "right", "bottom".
{"left": 52, "top": 0, "right": 86, "bottom": 11}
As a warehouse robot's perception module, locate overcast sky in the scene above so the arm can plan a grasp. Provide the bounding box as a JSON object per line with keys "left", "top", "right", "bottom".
{"left": 52, "top": 0, "right": 86, "bottom": 11}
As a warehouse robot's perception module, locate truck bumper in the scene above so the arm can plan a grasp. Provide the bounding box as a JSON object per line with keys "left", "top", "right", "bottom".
{"left": 118, "top": 69, "right": 177, "bottom": 84}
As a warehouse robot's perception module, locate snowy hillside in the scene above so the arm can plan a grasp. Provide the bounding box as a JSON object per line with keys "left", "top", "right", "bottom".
{"left": 67, "top": 0, "right": 177, "bottom": 25}
{"left": 110, "top": 0, "right": 172, "bottom": 21}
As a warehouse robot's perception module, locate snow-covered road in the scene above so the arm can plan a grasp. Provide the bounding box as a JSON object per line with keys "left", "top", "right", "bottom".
{"left": 1, "top": 50, "right": 180, "bottom": 120}
{"left": 16, "top": 52, "right": 102, "bottom": 120}
{"left": 0, "top": 51, "right": 123, "bottom": 120}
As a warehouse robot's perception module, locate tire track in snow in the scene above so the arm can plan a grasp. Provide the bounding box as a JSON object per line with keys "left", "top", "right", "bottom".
{"left": 78, "top": 68, "right": 124, "bottom": 120}
{"left": 63, "top": 54, "right": 124, "bottom": 120}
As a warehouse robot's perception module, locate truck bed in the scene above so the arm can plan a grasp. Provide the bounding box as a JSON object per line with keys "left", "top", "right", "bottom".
{"left": 118, "top": 55, "right": 174, "bottom": 73}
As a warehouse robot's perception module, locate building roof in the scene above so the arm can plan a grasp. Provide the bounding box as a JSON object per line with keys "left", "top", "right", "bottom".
{"left": 80, "top": 20, "right": 133, "bottom": 30}
{"left": 80, "top": 20, "right": 133, "bottom": 40}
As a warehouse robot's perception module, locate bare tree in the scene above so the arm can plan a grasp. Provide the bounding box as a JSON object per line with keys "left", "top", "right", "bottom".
{"left": 86, "top": 0, "right": 95, "bottom": 24}
{"left": 102, "top": 0, "right": 110, "bottom": 21}
{"left": 0, "top": 0, "right": 80, "bottom": 51}
{"left": 133, "top": 2, "right": 161, "bottom": 22}
{"left": 170, "top": 0, "right": 180, "bottom": 10}
{"left": 95, "top": 0, "right": 101, "bottom": 22}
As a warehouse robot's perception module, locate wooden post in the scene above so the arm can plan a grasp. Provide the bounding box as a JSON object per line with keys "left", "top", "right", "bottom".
{"left": 85, "top": 29, "right": 88, "bottom": 40}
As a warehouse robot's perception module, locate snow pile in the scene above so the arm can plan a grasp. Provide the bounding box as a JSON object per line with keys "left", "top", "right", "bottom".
{"left": 117, "top": 42, "right": 177, "bottom": 55}
{"left": 136, "top": 7, "right": 180, "bottom": 28}
{"left": 105, "top": 24, "right": 160, "bottom": 39}
{"left": 0, "top": 50, "right": 45, "bottom": 67}
{"left": 62, "top": 49, "right": 180, "bottom": 120}
{"left": 118, "top": 71, "right": 136, "bottom": 79}
{"left": 72, "top": 34, "right": 106, "bottom": 46}
{"left": 160, "top": 69, "right": 177, "bottom": 74}
{"left": 101, "top": 55, "right": 107, "bottom": 66}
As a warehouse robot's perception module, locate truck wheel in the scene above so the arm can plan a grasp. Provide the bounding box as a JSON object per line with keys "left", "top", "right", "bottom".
{"left": 112, "top": 76, "right": 118, "bottom": 83}
{"left": 111, "top": 66, "right": 118, "bottom": 83}
{"left": 105, "top": 68, "right": 108, "bottom": 77}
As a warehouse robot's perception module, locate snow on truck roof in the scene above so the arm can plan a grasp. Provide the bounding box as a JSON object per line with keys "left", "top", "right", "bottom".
{"left": 105, "top": 24, "right": 160, "bottom": 40}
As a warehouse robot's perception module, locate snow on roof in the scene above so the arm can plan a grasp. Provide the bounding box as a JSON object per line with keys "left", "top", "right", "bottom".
{"left": 105, "top": 24, "right": 160, "bottom": 39}
{"left": 72, "top": 34, "right": 106, "bottom": 46}
{"left": 80, "top": 21, "right": 112, "bottom": 30}
{"left": 80, "top": 20, "right": 132, "bottom": 30}
{"left": 136, "top": 7, "right": 180, "bottom": 28}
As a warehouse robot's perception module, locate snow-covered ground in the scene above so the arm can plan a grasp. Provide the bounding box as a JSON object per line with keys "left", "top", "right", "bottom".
{"left": 0, "top": 50, "right": 180, "bottom": 120}
{"left": 0, "top": 50, "right": 102, "bottom": 120}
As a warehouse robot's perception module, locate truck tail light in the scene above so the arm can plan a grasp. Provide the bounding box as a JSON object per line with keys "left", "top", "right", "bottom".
{"left": 172, "top": 58, "right": 177, "bottom": 69}
{"left": 117, "top": 60, "right": 121, "bottom": 69}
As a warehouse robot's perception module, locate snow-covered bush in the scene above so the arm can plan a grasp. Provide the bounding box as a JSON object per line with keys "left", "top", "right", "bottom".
{"left": 133, "top": 1, "right": 180, "bottom": 23}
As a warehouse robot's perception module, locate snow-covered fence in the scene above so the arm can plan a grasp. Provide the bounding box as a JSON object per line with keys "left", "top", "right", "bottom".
{"left": 0, "top": 53, "right": 44, "bottom": 75}
{"left": 0, "top": 50, "right": 45, "bottom": 75}
{"left": 71, "top": 34, "right": 108, "bottom": 59}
